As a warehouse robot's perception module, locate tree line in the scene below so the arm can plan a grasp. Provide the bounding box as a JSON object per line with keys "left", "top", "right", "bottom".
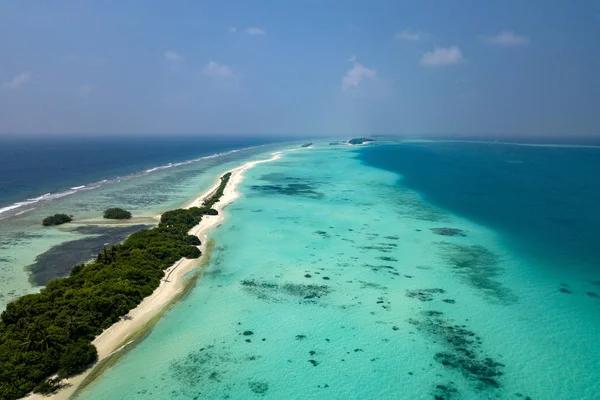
{"left": 0, "top": 172, "right": 231, "bottom": 399}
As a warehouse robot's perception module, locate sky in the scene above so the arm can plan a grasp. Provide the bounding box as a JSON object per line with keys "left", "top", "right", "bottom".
{"left": 0, "top": 0, "right": 599, "bottom": 137}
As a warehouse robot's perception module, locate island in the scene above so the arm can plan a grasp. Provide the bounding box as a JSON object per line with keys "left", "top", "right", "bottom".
{"left": 348, "top": 137, "right": 375, "bottom": 145}
{"left": 301, "top": 143, "right": 313, "bottom": 148}
{"left": 103, "top": 207, "right": 132, "bottom": 219}
{"left": 42, "top": 213, "right": 73, "bottom": 226}
{"left": 0, "top": 173, "right": 232, "bottom": 399}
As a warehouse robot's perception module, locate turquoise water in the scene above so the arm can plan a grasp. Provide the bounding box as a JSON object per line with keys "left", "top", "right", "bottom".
{"left": 359, "top": 141, "right": 600, "bottom": 277}
{"left": 0, "top": 143, "right": 288, "bottom": 309}
{"left": 77, "top": 143, "right": 600, "bottom": 400}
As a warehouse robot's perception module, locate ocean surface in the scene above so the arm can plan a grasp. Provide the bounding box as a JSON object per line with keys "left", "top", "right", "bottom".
{"left": 71, "top": 140, "right": 600, "bottom": 400}
{"left": 359, "top": 141, "right": 600, "bottom": 277}
{"left": 0, "top": 135, "right": 284, "bottom": 215}
{"left": 0, "top": 135, "right": 293, "bottom": 308}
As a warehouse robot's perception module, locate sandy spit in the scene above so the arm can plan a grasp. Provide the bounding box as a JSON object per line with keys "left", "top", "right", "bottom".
{"left": 26, "top": 152, "right": 281, "bottom": 400}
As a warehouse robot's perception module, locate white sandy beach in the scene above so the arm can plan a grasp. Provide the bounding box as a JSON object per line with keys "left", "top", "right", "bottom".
{"left": 27, "top": 152, "right": 281, "bottom": 400}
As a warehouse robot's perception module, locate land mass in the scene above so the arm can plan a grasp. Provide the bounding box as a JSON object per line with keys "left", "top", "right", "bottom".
{"left": 348, "top": 137, "right": 375, "bottom": 145}
{"left": 14, "top": 152, "right": 281, "bottom": 400}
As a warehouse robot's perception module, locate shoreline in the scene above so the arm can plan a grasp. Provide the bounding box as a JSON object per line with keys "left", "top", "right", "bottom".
{"left": 0, "top": 144, "right": 271, "bottom": 221}
{"left": 27, "top": 152, "right": 281, "bottom": 400}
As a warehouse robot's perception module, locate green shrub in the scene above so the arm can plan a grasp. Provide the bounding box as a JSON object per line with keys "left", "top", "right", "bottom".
{"left": 42, "top": 214, "right": 73, "bottom": 226}
{"left": 103, "top": 208, "right": 132, "bottom": 219}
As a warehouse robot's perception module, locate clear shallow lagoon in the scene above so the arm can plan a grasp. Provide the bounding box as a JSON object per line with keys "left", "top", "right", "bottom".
{"left": 76, "top": 142, "right": 600, "bottom": 400}
{"left": 0, "top": 139, "right": 288, "bottom": 309}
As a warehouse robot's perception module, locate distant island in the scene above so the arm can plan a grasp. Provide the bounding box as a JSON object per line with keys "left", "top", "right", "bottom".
{"left": 329, "top": 141, "right": 343, "bottom": 145}
{"left": 348, "top": 137, "right": 375, "bottom": 145}
{"left": 103, "top": 207, "right": 132, "bottom": 220}
{"left": 42, "top": 213, "right": 73, "bottom": 226}
{"left": 301, "top": 143, "right": 313, "bottom": 147}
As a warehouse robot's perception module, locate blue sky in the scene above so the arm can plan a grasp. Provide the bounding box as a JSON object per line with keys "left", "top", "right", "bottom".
{"left": 1, "top": 1, "right": 599, "bottom": 137}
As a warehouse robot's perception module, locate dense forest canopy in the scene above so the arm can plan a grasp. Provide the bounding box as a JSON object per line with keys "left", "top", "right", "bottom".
{"left": 0, "top": 172, "right": 230, "bottom": 399}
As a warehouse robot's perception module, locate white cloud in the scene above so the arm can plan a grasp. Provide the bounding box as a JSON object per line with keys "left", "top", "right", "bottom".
{"left": 2, "top": 71, "right": 32, "bottom": 89}
{"left": 78, "top": 84, "right": 94, "bottom": 98}
{"left": 394, "top": 29, "right": 421, "bottom": 41}
{"left": 483, "top": 31, "right": 529, "bottom": 46}
{"left": 164, "top": 50, "right": 184, "bottom": 62}
{"left": 245, "top": 27, "right": 265, "bottom": 36}
{"left": 229, "top": 26, "right": 237, "bottom": 34}
{"left": 342, "top": 58, "right": 377, "bottom": 91}
{"left": 202, "top": 61, "right": 233, "bottom": 77}
{"left": 420, "top": 46, "right": 464, "bottom": 67}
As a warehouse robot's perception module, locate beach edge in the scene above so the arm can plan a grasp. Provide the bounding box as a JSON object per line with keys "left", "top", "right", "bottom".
{"left": 25, "top": 152, "right": 281, "bottom": 400}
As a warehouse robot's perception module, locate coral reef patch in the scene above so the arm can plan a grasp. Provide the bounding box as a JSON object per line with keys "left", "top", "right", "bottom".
{"left": 431, "top": 228, "right": 467, "bottom": 237}
{"left": 406, "top": 288, "right": 446, "bottom": 302}
{"left": 240, "top": 279, "right": 331, "bottom": 303}
{"left": 437, "top": 243, "right": 518, "bottom": 305}
{"left": 409, "top": 311, "right": 507, "bottom": 394}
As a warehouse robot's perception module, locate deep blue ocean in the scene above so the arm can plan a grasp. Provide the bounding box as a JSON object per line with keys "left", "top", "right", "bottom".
{"left": 0, "top": 135, "right": 284, "bottom": 211}
{"left": 359, "top": 141, "right": 600, "bottom": 276}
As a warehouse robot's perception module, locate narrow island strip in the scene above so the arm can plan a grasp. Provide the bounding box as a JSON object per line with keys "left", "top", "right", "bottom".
{"left": 0, "top": 152, "right": 281, "bottom": 400}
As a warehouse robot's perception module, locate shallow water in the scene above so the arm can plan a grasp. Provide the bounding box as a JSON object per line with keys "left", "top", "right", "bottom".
{"left": 0, "top": 143, "right": 288, "bottom": 309}
{"left": 77, "top": 143, "right": 600, "bottom": 400}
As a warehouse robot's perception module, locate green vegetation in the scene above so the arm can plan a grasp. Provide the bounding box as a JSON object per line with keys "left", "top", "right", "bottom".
{"left": 0, "top": 173, "right": 231, "bottom": 399}
{"left": 103, "top": 207, "right": 132, "bottom": 220}
{"left": 347, "top": 137, "right": 375, "bottom": 145}
{"left": 42, "top": 214, "right": 73, "bottom": 226}
{"left": 74, "top": 240, "right": 215, "bottom": 396}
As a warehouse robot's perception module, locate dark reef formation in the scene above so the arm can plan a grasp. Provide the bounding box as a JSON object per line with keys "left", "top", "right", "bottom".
{"left": 250, "top": 183, "right": 324, "bottom": 199}
{"left": 406, "top": 288, "right": 446, "bottom": 302}
{"left": 431, "top": 228, "right": 467, "bottom": 237}
{"left": 409, "top": 310, "right": 507, "bottom": 395}
{"left": 170, "top": 345, "right": 232, "bottom": 388}
{"left": 240, "top": 279, "right": 331, "bottom": 303}
{"left": 432, "top": 382, "right": 459, "bottom": 400}
{"left": 437, "top": 243, "right": 518, "bottom": 304}
{"left": 28, "top": 225, "right": 150, "bottom": 286}
{"left": 249, "top": 381, "right": 269, "bottom": 394}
